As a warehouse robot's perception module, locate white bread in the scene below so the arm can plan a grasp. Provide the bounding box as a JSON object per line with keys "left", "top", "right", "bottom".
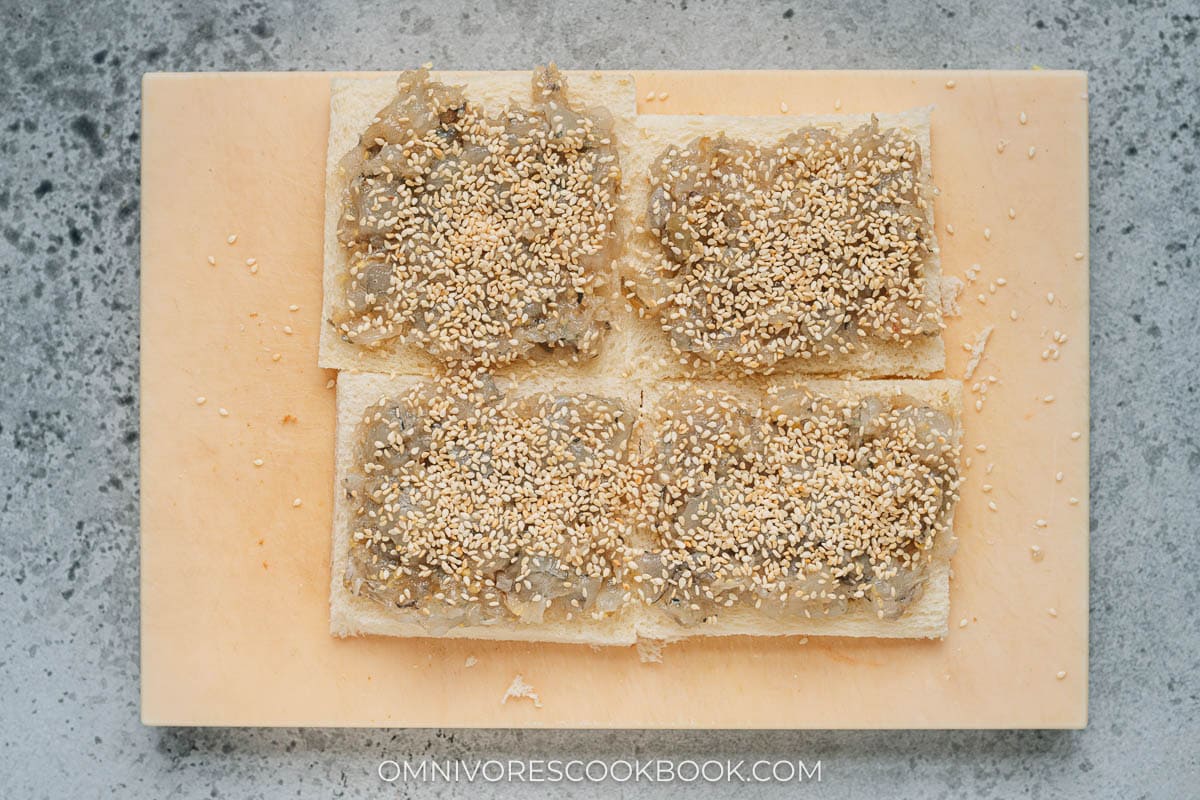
{"left": 319, "top": 71, "right": 640, "bottom": 379}
{"left": 330, "top": 373, "right": 961, "bottom": 643}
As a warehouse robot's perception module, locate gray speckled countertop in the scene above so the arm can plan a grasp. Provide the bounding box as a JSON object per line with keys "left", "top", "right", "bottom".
{"left": 1, "top": 0, "right": 1198, "bottom": 797}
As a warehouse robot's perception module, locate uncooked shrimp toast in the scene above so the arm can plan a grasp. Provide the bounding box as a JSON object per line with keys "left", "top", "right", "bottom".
{"left": 320, "top": 67, "right": 636, "bottom": 375}
{"left": 331, "top": 373, "right": 962, "bottom": 643}
{"left": 617, "top": 110, "right": 945, "bottom": 380}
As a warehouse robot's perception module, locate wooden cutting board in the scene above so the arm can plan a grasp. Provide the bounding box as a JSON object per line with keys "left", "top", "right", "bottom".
{"left": 140, "top": 70, "right": 1089, "bottom": 728}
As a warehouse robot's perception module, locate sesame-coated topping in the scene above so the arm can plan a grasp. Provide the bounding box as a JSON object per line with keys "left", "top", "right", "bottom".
{"left": 344, "top": 374, "right": 643, "bottom": 632}
{"left": 635, "top": 385, "right": 960, "bottom": 625}
{"left": 630, "top": 119, "right": 938, "bottom": 372}
{"left": 334, "top": 66, "right": 620, "bottom": 369}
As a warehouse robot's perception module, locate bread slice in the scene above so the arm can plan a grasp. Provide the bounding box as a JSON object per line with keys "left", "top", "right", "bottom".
{"left": 331, "top": 372, "right": 961, "bottom": 643}
{"left": 319, "top": 71, "right": 640, "bottom": 379}
{"left": 329, "top": 371, "right": 645, "bottom": 645}
{"left": 631, "top": 378, "right": 962, "bottom": 642}
{"left": 615, "top": 109, "right": 945, "bottom": 381}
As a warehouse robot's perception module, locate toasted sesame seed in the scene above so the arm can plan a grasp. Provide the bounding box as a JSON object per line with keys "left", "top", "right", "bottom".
{"left": 983, "top": 227, "right": 992, "bottom": 240}
{"left": 1010, "top": 309, "right": 1019, "bottom": 320}
{"left": 195, "top": 396, "right": 206, "bottom": 405}
{"left": 288, "top": 304, "right": 299, "bottom": 312}
{"left": 1008, "top": 208, "right": 1016, "bottom": 219}
{"left": 1019, "top": 111, "right": 1028, "bottom": 125}
{"left": 1069, "top": 497, "right": 1079, "bottom": 505}
{"left": 271, "top": 353, "right": 281, "bottom": 362}
{"left": 1027, "top": 146, "right": 1037, "bottom": 159}
{"left": 1055, "top": 471, "right": 1064, "bottom": 482}
{"left": 249, "top": 264, "right": 258, "bottom": 274}
{"left": 959, "top": 618, "right": 969, "bottom": 628}
{"left": 283, "top": 326, "right": 294, "bottom": 335}
{"left": 227, "top": 234, "right": 238, "bottom": 244}
{"left": 945, "top": 79, "right": 956, "bottom": 89}
{"left": 982, "top": 484, "right": 993, "bottom": 492}
{"left": 1044, "top": 395, "right": 1055, "bottom": 403}
{"left": 1046, "top": 292, "right": 1055, "bottom": 304}
{"left": 657, "top": 91, "right": 668, "bottom": 101}
{"left": 946, "top": 223, "right": 956, "bottom": 235}
{"left": 996, "top": 140, "right": 1007, "bottom": 153}
{"left": 1030, "top": 545, "right": 1043, "bottom": 561}
{"left": 779, "top": 101, "right": 789, "bottom": 113}
{"left": 645, "top": 91, "right": 655, "bottom": 101}
{"left": 326, "top": 379, "right": 336, "bottom": 389}
{"left": 1070, "top": 431, "right": 1081, "bottom": 440}
{"left": 975, "top": 443, "right": 987, "bottom": 452}
{"left": 1056, "top": 670, "right": 1067, "bottom": 680}
{"left": 834, "top": 98, "right": 842, "bottom": 110}
{"left": 987, "top": 501, "right": 998, "bottom": 511}
{"left": 207, "top": 255, "right": 216, "bottom": 266}
{"left": 1035, "top": 519, "right": 1048, "bottom": 528}
{"left": 246, "top": 257, "right": 256, "bottom": 266}
{"left": 218, "top": 407, "right": 229, "bottom": 417}
{"left": 1048, "top": 607, "right": 1058, "bottom": 617}
{"left": 253, "top": 459, "right": 264, "bottom": 467}
{"left": 293, "top": 498, "right": 303, "bottom": 507}
{"left": 1074, "top": 251, "right": 1084, "bottom": 260}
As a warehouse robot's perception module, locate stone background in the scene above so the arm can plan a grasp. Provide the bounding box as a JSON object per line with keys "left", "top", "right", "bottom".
{"left": 1, "top": 0, "right": 1197, "bottom": 797}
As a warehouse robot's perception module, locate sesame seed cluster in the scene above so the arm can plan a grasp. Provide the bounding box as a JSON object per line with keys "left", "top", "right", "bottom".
{"left": 631, "top": 121, "right": 938, "bottom": 372}
{"left": 634, "top": 385, "right": 960, "bottom": 625}
{"left": 344, "top": 374, "right": 645, "bottom": 632}
{"left": 334, "top": 65, "right": 620, "bottom": 368}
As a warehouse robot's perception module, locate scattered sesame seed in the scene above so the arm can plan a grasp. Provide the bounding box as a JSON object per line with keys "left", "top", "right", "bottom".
{"left": 1035, "top": 519, "right": 1048, "bottom": 528}
{"left": 976, "top": 293, "right": 987, "bottom": 305}
{"left": 996, "top": 140, "right": 1008, "bottom": 154}
{"left": 959, "top": 618, "right": 969, "bottom": 628}
{"left": 1010, "top": 309, "right": 1019, "bottom": 320}
{"left": 1055, "top": 471, "right": 1064, "bottom": 482}
{"left": 227, "top": 234, "right": 238, "bottom": 245}
{"left": 1030, "top": 545, "right": 1043, "bottom": 561}
{"left": 249, "top": 264, "right": 258, "bottom": 274}
{"left": 1044, "top": 395, "right": 1055, "bottom": 403}
{"left": 293, "top": 498, "right": 303, "bottom": 508}
{"left": 1027, "top": 146, "right": 1037, "bottom": 159}
{"left": 1018, "top": 111, "right": 1028, "bottom": 125}
{"left": 1008, "top": 208, "right": 1016, "bottom": 219}
{"left": 987, "top": 501, "right": 997, "bottom": 511}
{"left": 1073, "top": 251, "right": 1084, "bottom": 261}
{"left": 207, "top": 255, "right": 216, "bottom": 266}
{"left": 283, "top": 326, "right": 294, "bottom": 335}
{"left": 1070, "top": 431, "right": 1081, "bottom": 440}
{"left": 195, "top": 396, "right": 206, "bottom": 405}
{"left": 983, "top": 227, "right": 992, "bottom": 240}
{"left": 1046, "top": 292, "right": 1055, "bottom": 304}
{"left": 246, "top": 257, "right": 256, "bottom": 266}
{"left": 975, "top": 443, "right": 987, "bottom": 452}
{"left": 996, "top": 277, "right": 1008, "bottom": 286}
{"left": 1069, "top": 497, "right": 1079, "bottom": 505}
{"left": 657, "top": 91, "right": 668, "bottom": 101}
{"left": 645, "top": 91, "right": 655, "bottom": 101}
{"left": 219, "top": 407, "right": 229, "bottom": 417}
{"left": 253, "top": 459, "right": 264, "bottom": 467}
{"left": 946, "top": 223, "right": 956, "bottom": 235}
{"left": 982, "top": 484, "right": 993, "bottom": 492}
{"left": 945, "top": 79, "right": 956, "bottom": 89}
{"left": 779, "top": 101, "right": 789, "bottom": 113}
{"left": 1056, "top": 670, "right": 1067, "bottom": 680}
{"left": 271, "top": 353, "right": 282, "bottom": 362}
{"left": 1048, "top": 608, "right": 1058, "bottom": 617}
{"left": 834, "top": 98, "right": 842, "bottom": 110}
{"left": 288, "top": 304, "right": 299, "bottom": 312}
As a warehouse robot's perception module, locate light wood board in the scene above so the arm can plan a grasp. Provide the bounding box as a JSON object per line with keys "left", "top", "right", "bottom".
{"left": 140, "top": 70, "right": 1089, "bottom": 728}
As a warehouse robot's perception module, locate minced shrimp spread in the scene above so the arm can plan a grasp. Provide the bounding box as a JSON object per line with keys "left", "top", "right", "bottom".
{"left": 629, "top": 120, "right": 939, "bottom": 372}
{"left": 343, "top": 375, "right": 643, "bottom": 633}
{"left": 634, "top": 386, "right": 960, "bottom": 625}
{"left": 334, "top": 65, "right": 621, "bottom": 368}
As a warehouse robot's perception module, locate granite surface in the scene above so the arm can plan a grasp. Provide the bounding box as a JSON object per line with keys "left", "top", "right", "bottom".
{"left": 1, "top": 0, "right": 1198, "bottom": 797}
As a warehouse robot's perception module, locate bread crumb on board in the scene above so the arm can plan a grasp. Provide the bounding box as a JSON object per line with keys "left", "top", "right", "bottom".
{"left": 636, "top": 639, "right": 665, "bottom": 664}
{"left": 964, "top": 325, "right": 995, "bottom": 380}
{"left": 501, "top": 674, "right": 542, "bottom": 708}
{"left": 940, "top": 276, "right": 964, "bottom": 317}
